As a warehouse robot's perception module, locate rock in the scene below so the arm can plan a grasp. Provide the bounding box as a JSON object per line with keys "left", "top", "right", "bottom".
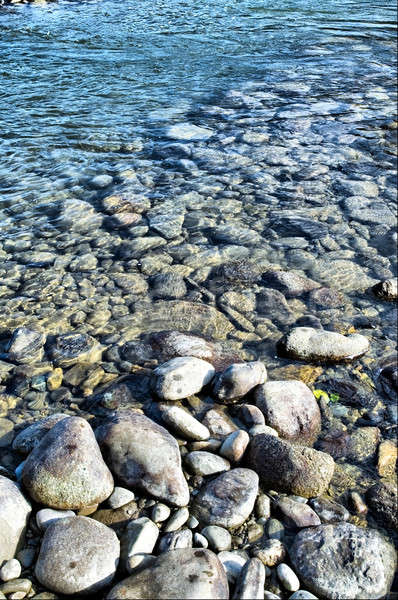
{"left": 248, "top": 434, "right": 334, "bottom": 497}
{"left": 152, "top": 503, "right": 171, "bottom": 523}
{"left": 255, "top": 380, "right": 321, "bottom": 444}
{"left": 308, "top": 497, "right": 349, "bottom": 524}
{"left": 256, "top": 289, "right": 295, "bottom": 325}
{"left": 159, "top": 404, "right": 210, "bottom": 441}
{"left": 120, "top": 518, "right": 159, "bottom": 565}
{"left": 367, "top": 481, "right": 398, "bottom": 530}
{"left": 0, "top": 559, "right": 21, "bottom": 582}
{"left": 262, "top": 271, "right": 319, "bottom": 298}
{"left": 239, "top": 404, "right": 265, "bottom": 427}
{"left": 202, "top": 409, "right": 238, "bottom": 439}
{"left": 166, "top": 123, "right": 214, "bottom": 141}
{"left": 218, "top": 551, "right": 248, "bottom": 583}
{"left": 192, "top": 468, "right": 258, "bottom": 528}
{"left": 249, "top": 424, "right": 279, "bottom": 437}
{"left": 265, "top": 518, "right": 285, "bottom": 540}
{"left": 213, "top": 362, "right": 266, "bottom": 403}
{"left": 48, "top": 333, "right": 103, "bottom": 367}
{"left": 107, "top": 487, "right": 135, "bottom": 510}
{"left": 290, "top": 523, "right": 397, "bottom": 599}
{"left": 377, "top": 439, "right": 397, "bottom": 478}
{"left": 90, "top": 174, "right": 113, "bottom": 188}
{"left": 308, "top": 287, "right": 346, "bottom": 309}
{"left": 151, "top": 274, "right": 187, "bottom": 299}
{"left": 255, "top": 493, "right": 271, "bottom": 520}
{"left": 232, "top": 557, "right": 265, "bottom": 600}
{"left": 279, "top": 327, "right": 369, "bottom": 363}
{"left": 12, "top": 414, "right": 69, "bottom": 455}
{"left": 202, "top": 526, "right": 232, "bottom": 552}
{"left": 193, "top": 532, "right": 208, "bottom": 548}
{"left": 35, "top": 516, "right": 120, "bottom": 596}
{"left": 158, "top": 529, "right": 193, "bottom": 552}
{"left": 148, "top": 331, "right": 216, "bottom": 363}
{"left": 106, "top": 548, "right": 229, "bottom": 599}
{"left": 59, "top": 199, "right": 103, "bottom": 233}
{"left": 252, "top": 539, "right": 286, "bottom": 567}
{"left": 96, "top": 410, "right": 189, "bottom": 507}
{"left": 151, "top": 357, "right": 215, "bottom": 400}
{"left": 0, "top": 578, "right": 32, "bottom": 596}
{"left": 126, "top": 554, "right": 156, "bottom": 575}
{"left": 275, "top": 497, "right": 321, "bottom": 528}
{"left": 91, "top": 499, "right": 139, "bottom": 533}
{"left": 0, "top": 419, "right": 14, "bottom": 448}
{"left": 6, "top": 328, "right": 46, "bottom": 364}
{"left": 0, "top": 476, "right": 31, "bottom": 564}
{"left": 277, "top": 563, "right": 300, "bottom": 592}
{"left": 219, "top": 430, "right": 249, "bottom": 462}
{"left": 21, "top": 417, "right": 114, "bottom": 510}
{"left": 164, "top": 507, "right": 190, "bottom": 532}
{"left": 36, "top": 508, "right": 75, "bottom": 531}
{"left": 373, "top": 278, "right": 398, "bottom": 301}
{"left": 185, "top": 451, "right": 230, "bottom": 476}
{"left": 289, "top": 591, "right": 318, "bottom": 599}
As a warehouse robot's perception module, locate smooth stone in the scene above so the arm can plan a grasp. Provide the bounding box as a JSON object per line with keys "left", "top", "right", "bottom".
{"left": 185, "top": 451, "right": 230, "bottom": 476}
{"left": 0, "top": 578, "right": 31, "bottom": 595}
{"left": 218, "top": 551, "right": 248, "bottom": 583}
{"left": 147, "top": 330, "right": 216, "bottom": 363}
{"left": 289, "top": 591, "right": 318, "bottom": 599}
{"left": 232, "top": 557, "right": 265, "bottom": 600}
{"left": 373, "top": 278, "right": 398, "bottom": 301}
{"left": 107, "top": 487, "right": 135, "bottom": 510}
{"left": 90, "top": 174, "right": 113, "bottom": 188}
{"left": 192, "top": 468, "right": 258, "bottom": 528}
{"left": 36, "top": 508, "right": 75, "bottom": 531}
{"left": 193, "top": 533, "right": 208, "bottom": 548}
{"left": 202, "top": 408, "right": 239, "bottom": 439}
{"left": 166, "top": 123, "right": 214, "bottom": 141}
{"left": 265, "top": 518, "right": 285, "bottom": 541}
{"left": 126, "top": 554, "right": 156, "bottom": 575}
{"left": 48, "top": 333, "right": 103, "bottom": 367}
{"left": 22, "top": 417, "right": 114, "bottom": 510}
{"left": 0, "top": 476, "right": 31, "bottom": 564}
{"left": 12, "top": 414, "right": 69, "bottom": 455}
{"left": 106, "top": 548, "right": 229, "bottom": 599}
{"left": 0, "top": 559, "right": 21, "bottom": 582}
{"left": 277, "top": 563, "right": 300, "bottom": 592}
{"left": 248, "top": 434, "right": 334, "bottom": 498}
{"left": 35, "top": 516, "right": 120, "bottom": 596}
{"left": 213, "top": 362, "right": 267, "bottom": 403}
{"left": 120, "top": 518, "right": 159, "bottom": 564}
{"left": 250, "top": 424, "right": 279, "bottom": 437}
{"left": 276, "top": 497, "right": 321, "bottom": 528}
{"left": 202, "top": 526, "right": 232, "bottom": 552}
{"left": 255, "top": 493, "right": 271, "bottom": 520}
{"left": 158, "top": 529, "right": 193, "bottom": 553}
{"left": 240, "top": 405, "right": 265, "bottom": 427}
{"left": 309, "top": 497, "right": 349, "bottom": 524}
{"left": 151, "top": 357, "right": 215, "bottom": 401}
{"left": 6, "top": 328, "right": 46, "bottom": 364}
{"left": 255, "top": 380, "right": 321, "bottom": 443}
{"left": 151, "top": 503, "right": 171, "bottom": 523}
{"left": 163, "top": 507, "right": 190, "bottom": 532}
{"left": 159, "top": 404, "right": 210, "bottom": 441}
{"left": 280, "top": 327, "right": 369, "bottom": 363}
{"left": 220, "top": 430, "right": 250, "bottom": 462}
{"left": 252, "top": 539, "right": 286, "bottom": 567}
{"left": 262, "top": 270, "right": 319, "bottom": 298}
{"left": 290, "top": 523, "right": 397, "bottom": 599}
{"left": 96, "top": 410, "right": 189, "bottom": 507}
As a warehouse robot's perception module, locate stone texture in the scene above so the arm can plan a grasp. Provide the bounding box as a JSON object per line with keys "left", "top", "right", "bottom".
{"left": 120, "top": 518, "right": 159, "bottom": 566}
{"left": 213, "top": 362, "right": 266, "bottom": 403}
{"left": 106, "top": 548, "right": 229, "bottom": 599}
{"left": 280, "top": 327, "right": 369, "bottom": 363}
{"left": 36, "top": 508, "right": 75, "bottom": 531}
{"left": 262, "top": 270, "right": 320, "bottom": 298}
{"left": 255, "top": 380, "right": 321, "bottom": 444}
{"left": 275, "top": 497, "right": 321, "bottom": 528}
{"left": 248, "top": 434, "right": 334, "bottom": 497}
{"left": 201, "top": 526, "right": 232, "bottom": 552}
{"left": 367, "top": 481, "right": 398, "bottom": 530}
{"left": 377, "top": 439, "right": 397, "bottom": 478}
{"left": 12, "top": 414, "right": 69, "bottom": 455}
{"left": 151, "top": 357, "right": 215, "bottom": 400}
{"left": 220, "top": 430, "right": 250, "bottom": 462}
{"left": 185, "top": 451, "right": 230, "bottom": 476}
{"left": 202, "top": 409, "right": 238, "bottom": 439}
{"left": 192, "top": 468, "right": 258, "bottom": 528}
{"left": 96, "top": 410, "right": 189, "bottom": 507}
{"left": 0, "top": 477, "right": 31, "bottom": 565}
{"left": 290, "top": 523, "right": 397, "bottom": 599}
{"left": 309, "top": 496, "right": 349, "bottom": 524}
{"left": 252, "top": 538, "right": 286, "bottom": 567}
{"left": 159, "top": 404, "right": 210, "bottom": 441}
{"left": 158, "top": 529, "right": 193, "bottom": 553}
{"left": 48, "top": 333, "right": 103, "bottom": 367}
{"left": 22, "top": 417, "right": 114, "bottom": 510}
{"left": 35, "top": 516, "right": 120, "bottom": 596}
{"left": 372, "top": 278, "right": 398, "bottom": 301}
{"left": 6, "top": 328, "right": 46, "bottom": 364}
{"left": 232, "top": 557, "right": 265, "bottom": 600}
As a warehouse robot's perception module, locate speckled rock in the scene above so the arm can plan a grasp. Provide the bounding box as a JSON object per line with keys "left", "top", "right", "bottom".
{"left": 213, "top": 362, "right": 267, "bottom": 403}
{"left": 192, "top": 468, "right": 258, "bottom": 528}
{"left": 159, "top": 404, "right": 210, "bottom": 441}
{"left": 0, "top": 476, "right": 31, "bottom": 564}
{"left": 96, "top": 410, "right": 189, "bottom": 507}
{"left": 262, "top": 270, "right": 320, "bottom": 298}
{"left": 6, "top": 328, "right": 46, "bottom": 364}
{"left": 106, "top": 548, "right": 229, "bottom": 599}
{"left": 21, "top": 417, "right": 114, "bottom": 510}
{"left": 151, "top": 357, "right": 215, "bottom": 400}
{"left": 308, "top": 497, "right": 349, "bottom": 524}
{"left": 248, "top": 434, "right": 334, "bottom": 497}
{"left": 255, "top": 380, "right": 321, "bottom": 444}
{"left": 372, "top": 277, "right": 397, "bottom": 301}
{"left": 35, "top": 516, "right": 120, "bottom": 596}
{"left": 47, "top": 333, "right": 103, "bottom": 367}
{"left": 290, "top": 523, "right": 397, "bottom": 599}
{"left": 12, "top": 414, "right": 69, "bottom": 455}
{"left": 279, "top": 327, "right": 369, "bottom": 363}
{"left": 252, "top": 538, "right": 286, "bottom": 567}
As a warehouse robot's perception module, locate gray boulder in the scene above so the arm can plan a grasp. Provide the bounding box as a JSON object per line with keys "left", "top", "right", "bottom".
{"left": 0, "top": 476, "right": 31, "bottom": 564}
{"left": 213, "top": 362, "right": 267, "bottom": 403}
{"left": 96, "top": 410, "right": 189, "bottom": 507}
{"left": 47, "top": 333, "right": 103, "bottom": 367}
{"left": 6, "top": 328, "right": 46, "bottom": 364}
{"left": 151, "top": 357, "right": 215, "bottom": 400}
{"left": 279, "top": 327, "right": 369, "bottom": 363}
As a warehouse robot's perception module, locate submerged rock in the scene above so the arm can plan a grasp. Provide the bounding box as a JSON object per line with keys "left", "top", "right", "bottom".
{"left": 262, "top": 270, "right": 320, "bottom": 298}
{"left": 47, "top": 333, "right": 103, "bottom": 367}
{"left": 5, "top": 328, "right": 46, "bottom": 364}
{"left": 279, "top": 327, "right": 369, "bottom": 363}
{"left": 0, "top": 476, "right": 31, "bottom": 564}
{"left": 151, "top": 357, "right": 215, "bottom": 400}
{"left": 372, "top": 277, "right": 398, "bottom": 301}
{"left": 166, "top": 123, "right": 214, "bottom": 141}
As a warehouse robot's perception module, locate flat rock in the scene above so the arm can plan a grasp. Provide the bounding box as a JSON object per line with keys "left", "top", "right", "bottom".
{"left": 0, "top": 476, "right": 31, "bottom": 564}
{"left": 279, "top": 327, "right": 369, "bottom": 363}
{"left": 159, "top": 404, "right": 210, "bottom": 441}
{"left": 185, "top": 451, "right": 230, "bottom": 476}
{"left": 290, "top": 523, "right": 397, "bottom": 599}
{"left": 22, "top": 417, "right": 114, "bottom": 510}
{"left": 151, "top": 357, "right": 215, "bottom": 400}
{"left": 192, "top": 468, "right": 258, "bottom": 528}
{"left": 166, "top": 123, "right": 214, "bottom": 141}
{"left": 35, "top": 516, "right": 120, "bottom": 596}
{"left": 96, "top": 410, "right": 189, "bottom": 507}
{"left": 47, "top": 333, "right": 103, "bottom": 367}
{"left": 12, "top": 414, "right": 69, "bottom": 455}
{"left": 275, "top": 497, "right": 321, "bottom": 528}
{"left": 213, "top": 362, "right": 266, "bottom": 403}
{"left": 262, "top": 271, "right": 320, "bottom": 298}
{"left": 6, "top": 328, "right": 46, "bottom": 364}
{"left": 255, "top": 380, "right": 321, "bottom": 444}
{"left": 106, "top": 548, "right": 229, "bottom": 599}
{"left": 248, "top": 434, "right": 334, "bottom": 497}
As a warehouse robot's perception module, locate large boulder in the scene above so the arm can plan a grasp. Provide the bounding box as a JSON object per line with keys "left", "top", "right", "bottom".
{"left": 0, "top": 476, "right": 31, "bottom": 564}
{"left": 151, "top": 357, "right": 215, "bottom": 400}
{"left": 279, "top": 327, "right": 369, "bottom": 363}
{"left": 21, "top": 417, "right": 114, "bottom": 510}
{"left": 290, "top": 523, "right": 397, "bottom": 599}
{"left": 35, "top": 516, "right": 119, "bottom": 596}
{"left": 248, "top": 434, "right": 334, "bottom": 497}
{"left": 106, "top": 548, "right": 228, "bottom": 599}
{"left": 96, "top": 410, "right": 189, "bottom": 507}
{"left": 255, "top": 380, "right": 321, "bottom": 444}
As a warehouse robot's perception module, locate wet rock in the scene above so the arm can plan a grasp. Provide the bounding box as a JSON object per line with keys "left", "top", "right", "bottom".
{"left": 166, "top": 123, "right": 214, "bottom": 141}
{"left": 232, "top": 557, "right": 265, "bottom": 600}
{"left": 192, "top": 468, "right": 258, "bottom": 528}
{"left": 12, "top": 414, "right": 69, "bottom": 455}
{"left": 150, "top": 273, "right": 187, "bottom": 299}
{"left": 202, "top": 526, "right": 231, "bottom": 552}
{"left": 5, "top": 328, "right": 46, "bottom": 364}
{"left": 0, "top": 476, "right": 31, "bottom": 564}
{"left": 320, "top": 378, "right": 377, "bottom": 409}
{"left": 151, "top": 357, "right": 215, "bottom": 401}
{"left": 158, "top": 529, "right": 193, "bottom": 552}
{"left": 213, "top": 362, "right": 266, "bottom": 403}
{"left": 47, "top": 333, "right": 103, "bottom": 367}
{"left": 290, "top": 523, "right": 397, "bottom": 599}
{"left": 185, "top": 451, "right": 230, "bottom": 476}
{"left": 309, "top": 496, "right": 349, "bottom": 524}
{"left": 220, "top": 430, "right": 249, "bottom": 462}
{"left": 113, "top": 273, "right": 148, "bottom": 293}
{"left": 90, "top": 174, "right": 113, "bottom": 188}
{"left": 148, "top": 330, "right": 216, "bottom": 362}
{"left": 255, "top": 380, "right": 321, "bottom": 444}
{"left": 377, "top": 439, "right": 397, "bottom": 478}
{"left": 248, "top": 434, "right": 334, "bottom": 498}
{"left": 275, "top": 497, "right": 321, "bottom": 528}
{"left": 270, "top": 213, "right": 328, "bottom": 239}
{"left": 59, "top": 198, "right": 103, "bottom": 233}
{"left": 262, "top": 271, "right": 320, "bottom": 298}
{"left": 96, "top": 410, "right": 189, "bottom": 507}
{"left": 35, "top": 516, "right": 119, "bottom": 596}
{"left": 202, "top": 408, "right": 238, "bottom": 438}
{"left": 309, "top": 259, "right": 375, "bottom": 293}
{"left": 279, "top": 327, "right": 369, "bottom": 363}
{"left": 106, "top": 548, "right": 229, "bottom": 599}
{"left": 308, "top": 287, "right": 346, "bottom": 309}
{"left": 159, "top": 404, "right": 210, "bottom": 441}
{"left": 367, "top": 481, "right": 398, "bottom": 530}
{"left": 345, "top": 426, "right": 380, "bottom": 463}
{"left": 373, "top": 277, "right": 398, "bottom": 301}
{"left": 252, "top": 538, "right": 286, "bottom": 567}
{"left": 21, "top": 417, "right": 114, "bottom": 510}
{"left": 256, "top": 289, "right": 295, "bottom": 325}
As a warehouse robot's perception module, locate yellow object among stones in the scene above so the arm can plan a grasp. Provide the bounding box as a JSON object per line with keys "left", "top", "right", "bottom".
{"left": 46, "top": 368, "right": 63, "bottom": 391}
{"left": 377, "top": 440, "right": 397, "bottom": 479}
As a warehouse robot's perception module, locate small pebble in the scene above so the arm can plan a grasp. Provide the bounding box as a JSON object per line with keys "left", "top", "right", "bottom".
{"left": 350, "top": 491, "right": 368, "bottom": 514}
{"left": 220, "top": 430, "right": 250, "bottom": 462}
{"left": 266, "top": 518, "right": 285, "bottom": 540}
{"left": 0, "top": 560, "right": 21, "bottom": 582}
{"left": 107, "top": 487, "right": 135, "bottom": 509}
{"left": 202, "top": 526, "right": 232, "bottom": 552}
{"left": 218, "top": 551, "right": 248, "bottom": 583}
{"left": 151, "top": 503, "right": 171, "bottom": 523}
{"left": 256, "top": 493, "right": 271, "bottom": 520}
{"left": 186, "top": 515, "right": 199, "bottom": 529}
{"left": 264, "top": 592, "right": 281, "bottom": 599}
{"left": 277, "top": 563, "right": 300, "bottom": 592}
{"left": 289, "top": 591, "right": 319, "bottom": 599}
{"left": 164, "top": 507, "right": 190, "bottom": 532}
{"left": 249, "top": 424, "right": 279, "bottom": 437}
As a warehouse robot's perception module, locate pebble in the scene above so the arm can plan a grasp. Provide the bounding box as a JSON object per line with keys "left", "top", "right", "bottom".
{"left": 0, "top": 559, "right": 21, "bottom": 582}
{"left": 309, "top": 497, "right": 349, "bottom": 524}
{"left": 218, "top": 551, "right": 248, "bottom": 583}
{"left": 158, "top": 529, "right": 193, "bottom": 552}
{"left": 373, "top": 277, "right": 398, "bottom": 301}
{"left": 5, "top": 328, "right": 46, "bottom": 364}
{"left": 0, "top": 580, "right": 31, "bottom": 596}
{"left": 120, "top": 517, "right": 159, "bottom": 561}
{"left": 275, "top": 497, "right": 321, "bottom": 528}
{"left": 377, "top": 439, "right": 397, "bottom": 478}
{"left": 185, "top": 451, "right": 230, "bottom": 476}
{"left": 0, "top": 476, "right": 31, "bottom": 565}
{"left": 36, "top": 509, "right": 75, "bottom": 532}
{"left": 213, "top": 362, "right": 267, "bottom": 403}
{"left": 233, "top": 557, "right": 265, "bottom": 600}
{"left": 250, "top": 424, "right": 279, "bottom": 437}
{"left": 193, "top": 532, "right": 208, "bottom": 548}
{"left": 252, "top": 538, "right": 286, "bottom": 567}
{"left": 151, "top": 357, "right": 215, "bottom": 400}
{"left": 255, "top": 493, "right": 271, "bottom": 520}
{"left": 220, "top": 430, "right": 249, "bottom": 462}
{"left": 202, "top": 526, "right": 232, "bottom": 552}
{"left": 277, "top": 563, "right": 300, "bottom": 592}
{"left": 164, "top": 507, "right": 190, "bottom": 532}
{"left": 151, "top": 503, "right": 171, "bottom": 523}
{"left": 107, "top": 487, "right": 135, "bottom": 510}
{"left": 159, "top": 404, "right": 210, "bottom": 441}
{"left": 280, "top": 327, "right": 369, "bottom": 363}
{"left": 265, "top": 518, "right": 285, "bottom": 540}
{"left": 289, "top": 591, "right": 318, "bottom": 599}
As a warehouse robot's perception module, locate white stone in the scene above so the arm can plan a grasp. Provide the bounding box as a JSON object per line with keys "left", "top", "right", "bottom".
{"left": 152, "top": 357, "right": 215, "bottom": 401}
{"left": 289, "top": 591, "right": 318, "bottom": 599}
{"left": 193, "top": 533, "right": 208, "bottom": 548}
{"left": 202, "top": 526, "right": 231, "bottom": 552}
{"left": 151, "top": 503, "right": 171, "bottom": 523}
{"left": 213, "top": 362, "right": 267, "bottom": 402}
{"left": 0, "top": 559, "right": 21, "bottom": 582}
{"left": 159, "top": 404, "right": 210, "bottom": 441}
{"left": 218, "top": 551, "right": 248, "bottom": 583}
{"left": 164, "top": 508, "right": 190, "bottom": 533}
{"left": 249, "top": 424, "right": 279, "bottom": 437}
{"left": 185, "top": 451, "right": 230, "bottom": 476}
{"left": 282, "top": 327, "right": 369, "bottom": 363}
{"left": 277, "top": 563, "right": 300, "bottom": 592}
{"left": 121, "top": 518, "right": 159, "bottom": 559}
{"left": 36, "top": 509, "right": 75, "bottom": 532}
{"left": 166, "top": 123, "right": 214, "bottom": 141}
{"left": 0, "top": 476, "right": 31, "bottom": 565}
{"left": 107, "top": 487, "right": 135, "bottom": 509}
